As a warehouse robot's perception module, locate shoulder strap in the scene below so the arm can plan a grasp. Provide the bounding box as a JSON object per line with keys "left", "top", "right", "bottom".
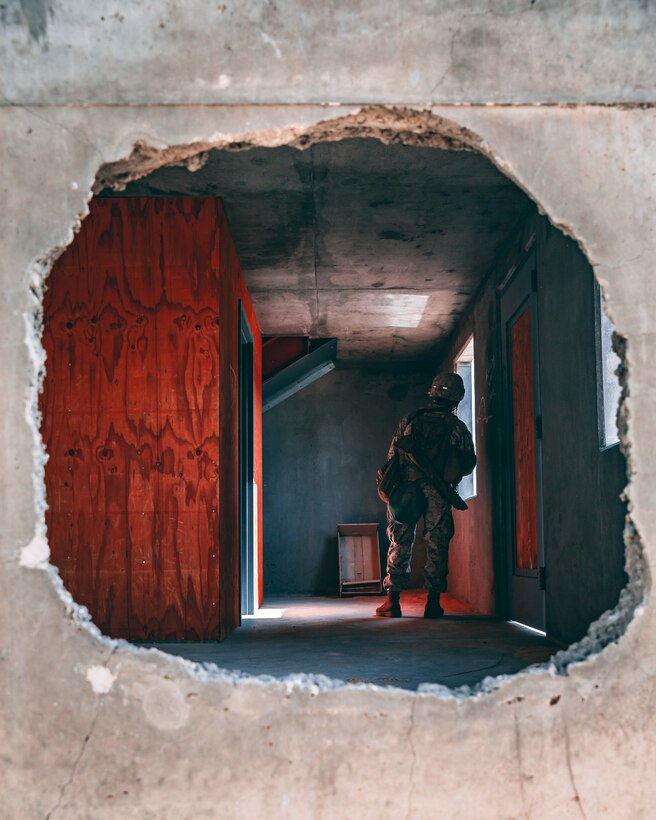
{"left": 405, "top": 406, "right": 445, "bottom": 426}
{"left": 394, "top": 407, "right": 451, "bottom": 457}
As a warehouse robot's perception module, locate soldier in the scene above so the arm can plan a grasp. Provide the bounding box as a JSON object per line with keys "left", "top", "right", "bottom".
{"left": 376, "top": 372, "right": 476, "bottom": 618}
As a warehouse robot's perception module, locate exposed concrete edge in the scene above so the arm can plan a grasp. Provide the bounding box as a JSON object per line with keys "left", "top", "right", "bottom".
{"left": 92, "top": 106, "right": 483, "bottom": 194}
{"left": 4, "top": 102, "right": 656, "bottom": 112}
{"left": 23, "top": 103, "right": 648, "bottom": 702}
{"left": 2, "top": 100, "right": 656, "bottom": 110}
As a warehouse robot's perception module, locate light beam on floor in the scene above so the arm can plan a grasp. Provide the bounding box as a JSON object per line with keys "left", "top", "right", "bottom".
{"left": 242, "top": 608, "right": 287, "bottom": 620}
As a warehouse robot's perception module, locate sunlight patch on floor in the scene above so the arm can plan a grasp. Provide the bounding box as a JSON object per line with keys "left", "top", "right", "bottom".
{"left": 242, "top": 608, "right": 287, "bottom": 620}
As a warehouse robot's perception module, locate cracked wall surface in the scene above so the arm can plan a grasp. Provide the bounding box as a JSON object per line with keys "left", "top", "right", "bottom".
{"left": 2, "top": 3, "right": 656, "bottom": 818}
{"left": 2, "top": 0, "right": 656, "bottom": 105}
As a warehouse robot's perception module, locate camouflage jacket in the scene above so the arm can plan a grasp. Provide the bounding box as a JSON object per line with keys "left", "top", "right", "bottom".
{"left": 387, "top": 405, "right": 476, "bottom": 483}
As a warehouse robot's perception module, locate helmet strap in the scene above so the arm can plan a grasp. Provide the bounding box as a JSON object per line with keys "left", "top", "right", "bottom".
{"left": 430, "top": 397, "right": 458, "bottom": 409}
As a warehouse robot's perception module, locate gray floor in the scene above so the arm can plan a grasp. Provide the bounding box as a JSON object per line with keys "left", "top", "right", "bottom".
{"left": 144, "top": 593, "right": 558, "bottom": 691}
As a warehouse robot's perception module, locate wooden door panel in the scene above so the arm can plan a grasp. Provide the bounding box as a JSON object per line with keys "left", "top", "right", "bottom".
{"left": 50, "top": 510, "right": 130, "bottom": 638}
{"left": 155, "top": 305, "right": 220, "bottom": 414}
{"left": 126, "top": 510, "right": 162, "bottom": 640}
{"left": 43, "top": 197, "right": 225, "bottom": 640}
{"left": 43, "top": 458, "right": 76, "bottom": 514}
{"left": 79, "top": 511, "right": 128, "bottom": 606}
{"left": 156, "top": 411, "right": 219, "bottom": 512}
{"left": 42, "top": 410, "right": 88, "bottom": 514}
{"left": 124, "top": 315, "right": 158, "bottom": 413}
{"left": 156, "top": 198, "right": 221, "bottom": 297}
{"left": 156, "top": 416, "right": 219, "bottom": 639}
{"left": 82, "top": 199, "right": 159, "bottom": 307}
{"left": 510, "top": 309, "right": 539, "bottom": 571}
{"left": 127, "top": 509, "right": 186, "bottom": 641}
{"left": 500, "top": 252, "right": 545, "bottom": 631}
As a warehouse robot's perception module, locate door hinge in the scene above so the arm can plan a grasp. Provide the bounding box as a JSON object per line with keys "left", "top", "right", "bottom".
{"left": 539, "top": 566, "right": 546, "bottom": 590}
{"left": 535, "top": 415, "right": 543, "bottom": 439}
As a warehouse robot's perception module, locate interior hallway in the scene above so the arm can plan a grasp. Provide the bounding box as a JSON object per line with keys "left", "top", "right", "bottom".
{"left": 144, "top": 593, "right": 558, "bottom": 691}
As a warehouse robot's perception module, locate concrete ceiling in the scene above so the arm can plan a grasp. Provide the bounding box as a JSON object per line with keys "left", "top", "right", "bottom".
{"left": 113, "top": 139, "right": 531, "bottom": 362}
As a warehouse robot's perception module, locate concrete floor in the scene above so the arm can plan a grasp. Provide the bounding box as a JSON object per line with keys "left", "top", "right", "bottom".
{"left": 144, "top": 592, "right": 558, "bottom": 690}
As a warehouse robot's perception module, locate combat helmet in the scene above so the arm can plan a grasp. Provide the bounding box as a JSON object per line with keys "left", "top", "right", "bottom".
{"left": 428, "top": 372, "right": 465, "bottom": 404}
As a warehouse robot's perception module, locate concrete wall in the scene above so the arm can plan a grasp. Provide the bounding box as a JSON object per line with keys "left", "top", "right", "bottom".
{"left": 263, "top": 366, "right": 432, "bottom": 595}
{"left": 3, "top": 1, "right": 655, "bottom": 105}
{"left": 3, "top": 4, "right": 656, "bottom": 818}
{"left": 536, "top": 218, "right": 627, "bottom": 644}
{"left": 443, "top": 210, "right": 627, "bottom": 643}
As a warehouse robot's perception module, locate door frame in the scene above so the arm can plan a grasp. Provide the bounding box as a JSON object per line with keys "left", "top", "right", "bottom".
{"left": 498, "top": 249, "right": 546, "bottom": 631}
{"left": 238, "top": 303, "right": 256, "bottom": 617}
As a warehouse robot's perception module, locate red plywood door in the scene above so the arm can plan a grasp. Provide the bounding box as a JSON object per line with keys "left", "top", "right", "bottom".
{"left": 510, "top": 308, "right": 539, "bottom": 572}
{"left": 42, "top": 197, "right": 223, "bottom": 640}
{"left": 500, "top": 252, "right": 545, "bottom": 631}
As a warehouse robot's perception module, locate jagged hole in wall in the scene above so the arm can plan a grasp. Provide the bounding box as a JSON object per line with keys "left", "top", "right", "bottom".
{"left": 34, "top": 108, "right": 644, "bottom": 695}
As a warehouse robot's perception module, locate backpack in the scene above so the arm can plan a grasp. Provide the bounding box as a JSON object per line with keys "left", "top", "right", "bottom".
{"left": 376, "top": 450, "right": 402, "bottom": 503}
{"left": 375, "top": 407, "right": 441, "bottom": 503}
{"left": 411, "top": 412, "right": 471, "bottom": 485}
{"left": 378, "top": 408, "right": 473, "bottom": 511}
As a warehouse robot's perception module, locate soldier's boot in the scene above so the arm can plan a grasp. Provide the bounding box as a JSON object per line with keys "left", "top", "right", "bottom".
{"left": 376, "top": 591, "right": 402, "bottom": 618}
{"left": 424, "top": 590, "right": 444, "bottom": 619}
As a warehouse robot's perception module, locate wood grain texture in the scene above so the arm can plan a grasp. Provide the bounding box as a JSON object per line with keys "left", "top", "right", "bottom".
{"left": 510, "top": 308, "right": 539, "bottom": 572}
{"left": 41, "top": 197, "right": 249, "bottom": 640}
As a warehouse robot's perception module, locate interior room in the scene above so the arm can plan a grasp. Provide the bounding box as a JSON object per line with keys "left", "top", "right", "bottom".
{"left": 39, "top": 138, "right": 627, "bottom": 690}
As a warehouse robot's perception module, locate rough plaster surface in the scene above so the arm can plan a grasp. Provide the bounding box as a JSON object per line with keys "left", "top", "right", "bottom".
{"left": 1, "top": 1, "right": 656, "bottom": 105}
{"left": 1, "top": 99, "right": 655, "bottom": 819}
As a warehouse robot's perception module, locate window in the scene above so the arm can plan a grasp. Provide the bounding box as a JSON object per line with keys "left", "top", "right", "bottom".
{"left": 595, "top": 285, "right": 621, "bottom": 449}
{"left": 455, "top": 335, "right": 477, "bottom": 500}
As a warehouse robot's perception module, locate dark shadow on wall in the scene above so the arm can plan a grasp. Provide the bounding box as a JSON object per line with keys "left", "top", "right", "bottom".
{"left": 440, "top": 208, "right": 628, "bottom": 644}
{"left": 315, "top": 536, "right": 340, "bottom": 595}
{"left": 263, "top": 365, "right": 434, "bottom": 596}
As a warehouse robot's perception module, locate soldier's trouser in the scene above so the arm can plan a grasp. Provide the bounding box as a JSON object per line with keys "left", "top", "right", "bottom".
{"left": 383, "top": 481, "right": 455, "bottom": 593}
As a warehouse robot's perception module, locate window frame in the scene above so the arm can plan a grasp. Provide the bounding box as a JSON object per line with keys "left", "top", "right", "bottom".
{"left": 594, "top": 282, "right": 621, "bottom": 451}
{"left": 455, "top": 334, "right": 477, "bottom": 501}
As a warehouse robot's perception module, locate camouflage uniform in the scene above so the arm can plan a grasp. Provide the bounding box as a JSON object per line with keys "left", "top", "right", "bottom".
{"left": 383, "top": 407, "right": 475, "bottom": 593}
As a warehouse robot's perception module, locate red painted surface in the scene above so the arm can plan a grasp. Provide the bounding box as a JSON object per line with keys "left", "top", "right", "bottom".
{"left": 262, "top": 336, "right": 309, "bottom": 380}
{"left": 41, "top": 197, "right": 262, "bottom": 640}
{"left": 510, "top": 308, "right": 539, "bottom": 571}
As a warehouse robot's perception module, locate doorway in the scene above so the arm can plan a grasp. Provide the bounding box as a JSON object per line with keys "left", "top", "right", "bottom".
{"left": 499, "top": 250, "right": 546, "bottom": 631}
{"left": 239, "top": 304, "right": 256, "bottom": 617}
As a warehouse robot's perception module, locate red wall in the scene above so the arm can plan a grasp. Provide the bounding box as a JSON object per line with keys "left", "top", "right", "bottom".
{"left": 41, "top": 197, "right": 262, "bottom": 640}
{"left": 442, "top": 228, "right": 531, "bottom": 616}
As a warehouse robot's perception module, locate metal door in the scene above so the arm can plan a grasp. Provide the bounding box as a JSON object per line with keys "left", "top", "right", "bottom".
{"left": 499, "top": 250, "right": 546, "bottom": 631}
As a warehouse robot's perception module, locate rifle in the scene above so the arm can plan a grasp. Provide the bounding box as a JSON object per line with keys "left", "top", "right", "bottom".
{"left": 395, "top": 436, "right": 469, "bottom": 511}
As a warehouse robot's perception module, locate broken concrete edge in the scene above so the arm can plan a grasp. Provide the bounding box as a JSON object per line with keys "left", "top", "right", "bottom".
{"left": 91, "top": 106, "right": 483, "bottom": 194}
{"left": 20, "top": 104, "right": 648, "bottom": 701}
{"left": 21, "top": 549, "right": 570, "bottom": 703}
